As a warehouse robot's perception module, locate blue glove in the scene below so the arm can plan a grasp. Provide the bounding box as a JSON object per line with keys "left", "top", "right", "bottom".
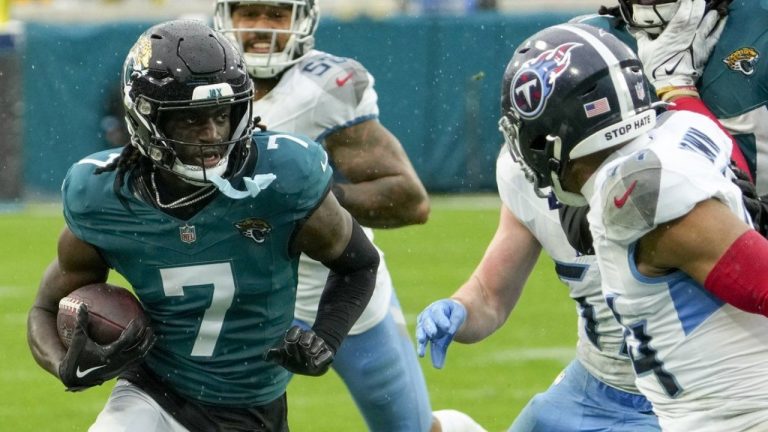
{"left": 415, "top": 299, "right": 467, "bottom": 369}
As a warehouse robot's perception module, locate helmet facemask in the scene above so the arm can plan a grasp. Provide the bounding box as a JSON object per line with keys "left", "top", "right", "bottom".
{"left": 213, "top": 0, "right": 320, "bottom": 78}
{"left": 618, "top": 0, "right": 681, "bottom": 34}
{"left": 499, "top": 114, "right": 551, "bottom": 200}
{"left": 126, "top": 89, "right": 253, "bottom": 186}
{"left": 499, "top": 114, "right": 589, "bottom": 207}
{"left": 122, "top": 20, "right": 255, "bottom": 187}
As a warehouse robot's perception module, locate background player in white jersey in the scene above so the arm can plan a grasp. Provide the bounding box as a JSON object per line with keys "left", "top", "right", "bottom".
{"left": 415, "top": 150, "right": 660, "bottom": 431}
{"left": 500, "top": 22, "right": 768, "bottom": 430}
{"left": 213, "top": 2, "right": 484, "bottom": 431}
{"left": 27, "top": 20, "right": 380, "bottom": 431}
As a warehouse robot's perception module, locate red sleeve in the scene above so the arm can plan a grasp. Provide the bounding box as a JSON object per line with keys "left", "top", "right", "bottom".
{"left": 704, "top": 230, "right": 768, "bottom": 316}
{"left": 670, "top": 96, "right": 752, "bottom": 181}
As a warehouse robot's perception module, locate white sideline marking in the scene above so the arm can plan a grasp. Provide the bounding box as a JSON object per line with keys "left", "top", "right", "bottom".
{"left": 0, "top": 286, "right": 25, "bottom": 298}
{"left": 474, "top": 347, "right": 575, "bottom": 365}
{"left": 430, "top": 193, "right": 501, "bottom": 210}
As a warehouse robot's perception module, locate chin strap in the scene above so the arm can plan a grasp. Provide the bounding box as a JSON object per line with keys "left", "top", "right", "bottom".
{"left": 209, "top": 173, "right": 277, "bottom": 199}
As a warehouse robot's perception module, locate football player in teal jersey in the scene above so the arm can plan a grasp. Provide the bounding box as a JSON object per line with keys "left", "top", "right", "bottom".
{"left": 27, "top": 20, "right": 379, "bottom": 432}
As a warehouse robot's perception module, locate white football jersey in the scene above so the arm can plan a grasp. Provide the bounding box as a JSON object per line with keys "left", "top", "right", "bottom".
{"left": 496, "top": 150, "right": 638, "bottom": 393}
{"left": 254, "top": 50, "right": 391, "bottom": 334}
{"left": 586, "top": 110, "right": 768, "bottom": 431}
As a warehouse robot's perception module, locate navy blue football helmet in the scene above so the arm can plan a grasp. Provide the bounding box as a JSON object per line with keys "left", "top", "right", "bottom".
{"left": 499, "top": 23, "right": 656, "bottom": 206}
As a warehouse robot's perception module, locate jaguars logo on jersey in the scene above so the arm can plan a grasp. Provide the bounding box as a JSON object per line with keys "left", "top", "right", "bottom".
{"left": 234, "top": 218, "right": 272, "bottom": 244}
{"left": 723, "top": 47, "right": 760, "bottom": 76}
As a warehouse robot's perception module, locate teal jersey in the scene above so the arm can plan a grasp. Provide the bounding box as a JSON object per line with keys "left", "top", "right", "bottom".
{"left": 61, "top": 131, "right": 332, "bottom": 406}
{"left": 699, "top": 1, "right": 767, "bottom": 117}
{"left": 568, "top": 13, "right": 638, "bottom": 50}
{"left": 574, "top": 3, "right": 768, "bottom": 192}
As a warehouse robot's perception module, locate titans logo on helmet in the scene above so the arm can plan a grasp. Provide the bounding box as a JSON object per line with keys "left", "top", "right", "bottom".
{"left": 511, "top": 42, "right": 582, "bottom": 119}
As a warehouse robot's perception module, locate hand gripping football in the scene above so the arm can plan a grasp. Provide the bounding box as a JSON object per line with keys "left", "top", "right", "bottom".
{"left": 57, "top": 283, "right": 148, "bottom": 347}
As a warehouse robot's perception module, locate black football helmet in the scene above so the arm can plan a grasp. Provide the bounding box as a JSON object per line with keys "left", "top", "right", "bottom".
{"left": 499, "top": 23, "right": 656, "bottom": 206}
{"left": 122, "top": 19, "right": 254, "bottom": 185}
{"left": 213, "top": 0, "right": 320, "bottom": 78}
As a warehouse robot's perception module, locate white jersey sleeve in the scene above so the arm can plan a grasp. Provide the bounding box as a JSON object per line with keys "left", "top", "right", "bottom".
{"left": 595, "top": 110, "right": 742, "bottom": 246}
{"left": 253, "top": 50, "right": 379, "bottom": 142}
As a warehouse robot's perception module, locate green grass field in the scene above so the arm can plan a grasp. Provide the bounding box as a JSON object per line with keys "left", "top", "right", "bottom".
{"left": 0, "top": 195, "right": 577, "bottom": 431}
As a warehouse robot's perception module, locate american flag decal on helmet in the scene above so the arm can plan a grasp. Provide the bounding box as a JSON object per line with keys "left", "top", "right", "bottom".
{"left": 583, "top": 97, "right": 611, "bottom": 118}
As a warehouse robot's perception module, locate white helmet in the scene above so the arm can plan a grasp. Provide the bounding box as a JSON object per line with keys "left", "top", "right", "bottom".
{"left": 213, "top": 0, "right": 320, "bottom": 78}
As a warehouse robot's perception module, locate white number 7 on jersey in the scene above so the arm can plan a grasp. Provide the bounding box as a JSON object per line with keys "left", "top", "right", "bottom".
{"left": 159, "top": 263, "right": 236, "bottom": 357}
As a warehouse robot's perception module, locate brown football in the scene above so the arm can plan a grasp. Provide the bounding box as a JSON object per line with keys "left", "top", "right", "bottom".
{"left": 57, "top": 283, "right": 147, "bottom": 347}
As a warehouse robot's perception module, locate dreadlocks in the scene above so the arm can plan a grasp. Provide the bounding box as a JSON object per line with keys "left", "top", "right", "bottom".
{"left": 94, "top": 143, "right": 144, "bottom": 211}
{"left": 599, "top": 4, "right": 622, "bottom": 18}
{"left": 598, "top": 4, "right": 626, "bottom": 29}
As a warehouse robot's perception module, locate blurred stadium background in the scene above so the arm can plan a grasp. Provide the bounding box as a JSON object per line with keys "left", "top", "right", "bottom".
{"left": 1, "top": 1, "right": 609, "bottom": 430}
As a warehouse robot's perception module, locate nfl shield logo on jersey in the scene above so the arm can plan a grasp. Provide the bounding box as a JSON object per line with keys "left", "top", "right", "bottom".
{"left": 179, "top": 224, "right": 197, "bottom": 244}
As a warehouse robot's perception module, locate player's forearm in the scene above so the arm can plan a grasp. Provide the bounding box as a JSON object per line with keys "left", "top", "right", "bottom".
{"left": 452, "top": 207, "right": 540, "bottom": 342}
{"left": 27, "top": 305, "right": 65, "bottom": 379}
{"left": 704, "top": 229, "right": 768, "bottom": 316}
{"left": 333, "top": 177, "right": 429, "bottom": 228}
{"left": 451, "top": 275, "right": 512, "bottom": 344}
{"left": 314, "top": 220, "right": 380, "bottom": 351}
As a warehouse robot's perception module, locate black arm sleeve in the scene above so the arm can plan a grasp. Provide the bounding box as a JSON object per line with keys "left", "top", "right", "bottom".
{"left": 558, "top": 205, "right": 595, "bottom": 255}
{"left": 313, "top": 219, "right": 379, "bottom": 353}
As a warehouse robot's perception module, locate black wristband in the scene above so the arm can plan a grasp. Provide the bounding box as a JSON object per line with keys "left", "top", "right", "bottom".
{"left": 313, "top": 220, "right": 379, "bottom": 352}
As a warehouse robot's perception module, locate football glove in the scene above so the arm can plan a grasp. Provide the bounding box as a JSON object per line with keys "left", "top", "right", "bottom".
{"left": 265, "top": 326, "right": 334, "bottom": 376}
{"left": 58, "top": 304, "right": 156, "bottom": 392}
{"left": 633, "top": 0, "right": 727, "bottom": 97}
{"left": 416, "top": 299, "right": 466, "bottom": 369}
{"left": 732, "top": 164, "right": 768, "bottom": 237}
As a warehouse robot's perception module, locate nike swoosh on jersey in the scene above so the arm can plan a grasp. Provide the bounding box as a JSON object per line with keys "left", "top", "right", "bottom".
{"left": 76, "top": 364, "right": 107, "bottom": 378}
{"left": 335, "top": 72, "right": 354, "bottom": 87}
{"left": 613, "top": 180, "right": 638, "bottom": 209}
